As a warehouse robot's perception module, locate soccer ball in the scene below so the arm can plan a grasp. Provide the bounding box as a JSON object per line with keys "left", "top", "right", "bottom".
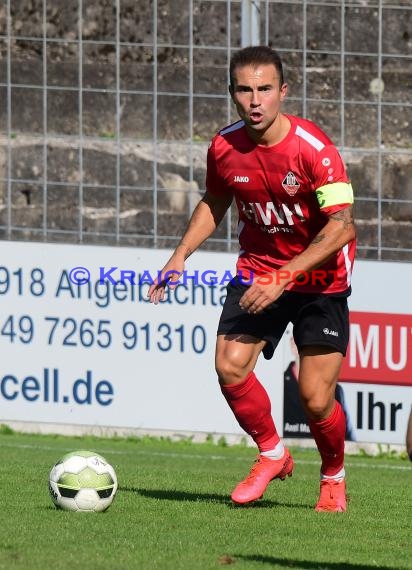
{"left": 49, "top": 450, "right": 118, "bottom": 512}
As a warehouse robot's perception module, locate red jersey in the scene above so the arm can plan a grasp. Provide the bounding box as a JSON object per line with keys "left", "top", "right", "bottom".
{"left": 206, "top": 114, "right": 356, "bottom": 294}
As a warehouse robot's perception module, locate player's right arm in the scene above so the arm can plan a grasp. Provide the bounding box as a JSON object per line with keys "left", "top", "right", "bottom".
{"left": 147, "top": 189, "right": 233, "bottom": 304}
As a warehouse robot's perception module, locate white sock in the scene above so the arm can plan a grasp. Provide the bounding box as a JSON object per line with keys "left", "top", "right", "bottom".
{"left": 260, "top": 441, "right": 285, "bottom": 460}
{"left": 321, "top": 467, "right": 345, "bottom": 481}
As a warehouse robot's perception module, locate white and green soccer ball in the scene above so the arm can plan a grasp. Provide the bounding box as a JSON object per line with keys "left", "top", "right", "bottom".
{"left": 49, "top": 450, "right": 118, "bottom": 512}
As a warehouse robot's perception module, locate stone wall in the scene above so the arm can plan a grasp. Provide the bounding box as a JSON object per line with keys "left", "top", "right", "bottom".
{"left": 0, "top": 1, "right": 411, "bottom": 260}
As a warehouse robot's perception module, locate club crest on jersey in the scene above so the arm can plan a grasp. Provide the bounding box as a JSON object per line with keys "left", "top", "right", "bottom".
{"left": 282, "top": 171, "right": 300, "bottom": 196}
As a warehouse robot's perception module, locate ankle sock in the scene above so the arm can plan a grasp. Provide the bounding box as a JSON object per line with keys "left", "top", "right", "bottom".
{"left": 260, "top": 441, "right": 285, "bottom": 460}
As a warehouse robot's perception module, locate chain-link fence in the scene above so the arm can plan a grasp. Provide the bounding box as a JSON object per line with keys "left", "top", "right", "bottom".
{"left": 0, "top": 0, "right": 411, "bottom": 260}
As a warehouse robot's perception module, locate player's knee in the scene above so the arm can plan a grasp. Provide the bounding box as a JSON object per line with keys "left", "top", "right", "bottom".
{"left": 302, "top": 395, "right": 330, "bottom": 420}
{"left": 215, "top": 356, "right": 250, "bottom": 385}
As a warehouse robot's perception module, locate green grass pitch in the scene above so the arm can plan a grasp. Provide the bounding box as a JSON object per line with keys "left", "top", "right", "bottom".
{"left": 0, "top": 427, "right": 410, "bottom": 570}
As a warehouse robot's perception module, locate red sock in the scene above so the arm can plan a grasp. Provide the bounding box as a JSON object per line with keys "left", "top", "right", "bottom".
{"left": 308, "top": 401, "right": 346, "bottom": 477}
{"left": 220, "top": 371, "right": 280, "bottom": 452}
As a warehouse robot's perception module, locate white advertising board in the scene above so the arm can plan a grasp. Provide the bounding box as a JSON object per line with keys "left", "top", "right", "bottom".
{"left": 0, "top": 241, "right": 411, "bottom": 445}
{"left": 0, "top": 241, "right": 283, "bottom": 437}
{"left": 341, "top": 263, "right": 412, "bottom": 444}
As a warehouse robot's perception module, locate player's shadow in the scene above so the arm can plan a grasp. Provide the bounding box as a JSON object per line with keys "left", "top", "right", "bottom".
{"left": 119, "top": 486, "right": 311, "bottom": 510}
{"left": 233, "top": 555, "right": 404, "bottom": 570}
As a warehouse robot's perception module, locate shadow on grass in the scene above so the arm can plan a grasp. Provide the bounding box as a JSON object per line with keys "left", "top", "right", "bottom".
{"left": 119, "top": 486, "right": 312, "bottom": 510}
{"left": 233, "top": 554, "right": 403, "bottom": 569}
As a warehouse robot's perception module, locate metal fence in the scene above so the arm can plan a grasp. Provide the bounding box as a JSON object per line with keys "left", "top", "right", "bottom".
{"left": 0, "top": 0, "right": 411, "bottom": 260}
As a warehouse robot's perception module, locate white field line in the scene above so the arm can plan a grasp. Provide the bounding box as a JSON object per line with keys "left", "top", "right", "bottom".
{"left": 1, "top": 441, "right": 411, "bottom": 471}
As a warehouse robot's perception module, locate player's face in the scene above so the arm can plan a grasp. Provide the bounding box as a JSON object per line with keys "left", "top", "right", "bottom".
{"left": 230, "top": 63, "right": 288, "bottom": 143}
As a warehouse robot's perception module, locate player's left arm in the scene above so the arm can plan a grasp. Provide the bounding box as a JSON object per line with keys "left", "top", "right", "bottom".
{"left": 277, "top": 140, "right": 357, "bottom": 276}
{"left": 284, "top": 165, "right": 356, "bottom": 277}
{"left": 239, "top": 148, "right": 356, "bottom": 313}
{"left": 291, "top": 199, "right": 356, "bottom": 270}
{"left": 239, "top": 201, "right": 355, "bottom": 314}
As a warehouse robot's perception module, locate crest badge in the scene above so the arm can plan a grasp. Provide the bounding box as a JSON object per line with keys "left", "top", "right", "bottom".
{"left": 282, "top": 171, "right": 300, "bottom": 196}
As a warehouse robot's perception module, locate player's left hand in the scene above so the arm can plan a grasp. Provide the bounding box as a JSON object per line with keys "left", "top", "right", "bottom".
{"left": 239, "top": 273, "right": 286, "bottom": 314}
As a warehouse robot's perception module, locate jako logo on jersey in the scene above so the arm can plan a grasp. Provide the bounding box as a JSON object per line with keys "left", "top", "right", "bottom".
{"left": 282, "top": 171, "right": 300, "bottom": 196}
{"left": 234, "top": 175, "right": 249, "bottom": 183}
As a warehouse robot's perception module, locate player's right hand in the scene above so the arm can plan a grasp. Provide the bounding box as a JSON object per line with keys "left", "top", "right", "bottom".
{"left": 147, "top": 258, "right": 184, "bottom": 304}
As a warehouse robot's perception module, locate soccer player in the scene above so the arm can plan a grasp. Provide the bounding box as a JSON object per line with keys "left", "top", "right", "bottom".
{"left": 148, "top": 46, "right": 356, "bottom": 512}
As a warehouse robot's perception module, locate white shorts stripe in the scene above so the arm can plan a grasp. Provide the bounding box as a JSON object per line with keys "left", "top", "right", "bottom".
{"left": 342, "top": 243, "right": 352, "bottom": 287}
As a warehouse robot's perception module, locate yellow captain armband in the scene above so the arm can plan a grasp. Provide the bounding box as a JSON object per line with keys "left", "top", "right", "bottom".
{"left": 315, "top": 182, "right": 354, "bottom": 209}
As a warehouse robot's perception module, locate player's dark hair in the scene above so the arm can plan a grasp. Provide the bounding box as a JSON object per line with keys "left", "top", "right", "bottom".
{"left": 229, "top": 46, "right": 284, "bottom": 88}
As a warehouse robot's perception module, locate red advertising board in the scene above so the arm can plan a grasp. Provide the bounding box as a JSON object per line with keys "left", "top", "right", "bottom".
{"left": 340, "top": 311, "right": 412, "bottom": 386}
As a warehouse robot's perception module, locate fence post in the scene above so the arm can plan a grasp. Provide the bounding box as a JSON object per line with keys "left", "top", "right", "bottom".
{"left": 241, "top": 0, "right": 260, "bottom": 46}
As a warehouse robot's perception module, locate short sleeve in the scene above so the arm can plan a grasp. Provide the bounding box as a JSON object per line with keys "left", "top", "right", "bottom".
{"left": 205, "top": 138, "right": 230, "bottom": 197}
{"left": 312, "top": 145, "right": 354, "bottom": 215}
